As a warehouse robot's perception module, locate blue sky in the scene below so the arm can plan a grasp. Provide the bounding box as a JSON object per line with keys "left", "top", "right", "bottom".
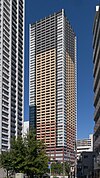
{"left": 24, "top": 0, "right": 98, "bottom": 139}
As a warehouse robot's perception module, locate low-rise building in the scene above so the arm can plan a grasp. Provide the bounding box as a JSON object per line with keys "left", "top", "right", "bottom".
{"left": 77, "top": 152, "right": 95, "bottom": 178}
{"left": 77, "top": 134, "right": 93, "bottom": 160}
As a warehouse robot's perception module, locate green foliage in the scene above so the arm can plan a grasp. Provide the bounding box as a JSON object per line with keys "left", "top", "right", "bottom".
{"left": 0, "top": 131, "right": 48, "bottom": 177}
{"left": 51, "top": 162, "right": 62, "bottom": 175}
{"left": 0, "top": 150, "right": 14, "bottom": 178}
{"left": 51, "top": 162, "right": 70, "bottom": 176}
{"left": 24, "top": 131, "right": 48, "bottom": 177}
{"left": 64, "top": 162, "right": 70, "bottom": 175}
{"left": 11, "top": 136, "right": 26, "bottom": 173}
{"left": 0, "top": 151, "right": 12, "bottom": 171}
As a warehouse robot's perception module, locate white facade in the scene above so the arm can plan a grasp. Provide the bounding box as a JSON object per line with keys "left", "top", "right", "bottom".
{"left": 77, "top": 134, "right": 93, "bottom": 160}
{"left": 0, "top": 0, "right": 24, "bottom": 151}
{"left": 23, "top": 121, "right": 29, "bottom": 136}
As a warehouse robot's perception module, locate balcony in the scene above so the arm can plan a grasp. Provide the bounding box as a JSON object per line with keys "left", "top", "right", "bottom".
{"left": 18, "top": 125, "right": 22, "bottom": 130}
{"left": 94, "top": 80, "right": 100, "bottom": 106}
{"left": 18, "top": 120, "right": 22, "bottom": 125}
{"left": 11, "top": 127, "right": 15, "bottom": 133}
{"left": 93, "top": 47, "right": 100, "bottom": 76}
{"left": 94, "top": 98, "right": 100, "bottom": 121}
{"left": 11, "top": 122, "right": 16, "bottom": 128}
{"left": 94, "top": 63, "right": 100, "bottom": 92}
{"left": 2, "top": 134, "right": 8, "bottom": 140}
{"left": 94, "top": 136, "right": 100, "bottom": 150}
{"left": 11, "top": 111, "right": 16, "bottom": 118}
{"left": 94, "top": 117, "right": 100, "bottom": 132}
{"left": 11, "top": 117, "right": 16, "bottom": 123}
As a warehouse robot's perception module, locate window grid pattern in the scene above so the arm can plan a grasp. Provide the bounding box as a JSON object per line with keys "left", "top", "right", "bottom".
{"left": 36, "top": 49, "right": 56, "bottom": 147}
{"left": 56, "top": 12, "right": 67, "bottom": 147}
{"left": 0, "top": 0, "right": 24, "bottom": 151}
{"left": 29, "top": 9, "right": 76, "bottom": 163}
{"left": 29, "top": 25, "right": 36, "bottom": 129}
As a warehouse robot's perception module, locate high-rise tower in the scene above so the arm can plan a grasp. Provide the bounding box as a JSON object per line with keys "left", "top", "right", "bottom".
{"left": 29, "top": 9, "right": 77, "bottom": 163}
{"left": 0, "top": 0, "right": 24, "bottom": 151}
{"left": 93, "top": 5, "right": 100, "bottom": 177}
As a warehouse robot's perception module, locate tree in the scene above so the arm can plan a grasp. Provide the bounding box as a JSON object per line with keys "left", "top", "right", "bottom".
{"left": 51, "top": 162, "right": 63, "bottom": 175}
{"left": 64, "top": 162, "right": 70, "bottom": 176}
{"left": 0, "top": 131, "right": 49, "bottom": 178}
{"left": 24, "top": 130, "right": 48, "bottom": 177}
{"left": 0, "top": 150, "right": 13, "bottom": 177}
{"left": 51, "top": 161, "right": 70, "bottom": 176}
{"left": 11, "top": 136, "right": 26, "bottom": 174}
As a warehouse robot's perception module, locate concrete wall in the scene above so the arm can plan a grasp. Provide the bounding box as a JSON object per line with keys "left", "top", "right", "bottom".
{"left": 0, "top": 168, "right": 7, "bottom": 178}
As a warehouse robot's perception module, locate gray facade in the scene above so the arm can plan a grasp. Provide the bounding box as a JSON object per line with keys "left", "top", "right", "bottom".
{"left": 93, "top": 5, "right": 100, "bottom": 178}
{"left": 77, "top": 152, "right": 95, "bottom": 178}
{"left": 0, "top": 0, "right": 24, "bottom": 151}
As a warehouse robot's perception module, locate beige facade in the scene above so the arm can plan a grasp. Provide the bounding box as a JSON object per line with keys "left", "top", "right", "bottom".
{"left": 29, "top": 9, "right": 77, "bottom": 163}
{"left": 36, "top": 49, "right": 56, "bottom": 147}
